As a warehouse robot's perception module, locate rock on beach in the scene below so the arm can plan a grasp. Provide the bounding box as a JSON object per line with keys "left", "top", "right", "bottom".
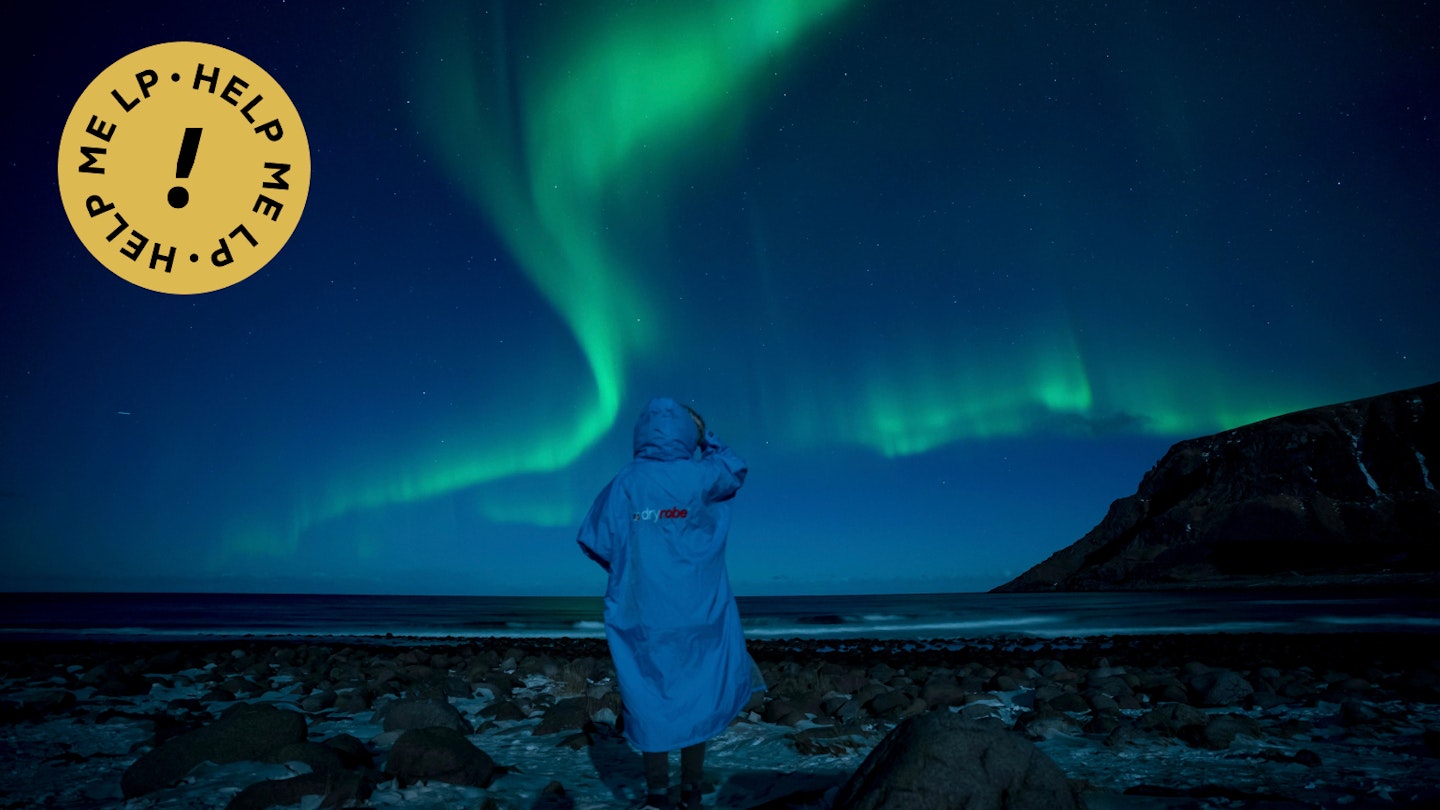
{"left": 121, "top": 702, "right": 307, "bottom": 798}
{"left": 384, "top": 726, "right": 497, "bottom": 789}
{"left": 831, "top": 712, "right": 1082, "bottom": 810}
{"left": 374, "top": 695, "right": 474, "bottom": 733}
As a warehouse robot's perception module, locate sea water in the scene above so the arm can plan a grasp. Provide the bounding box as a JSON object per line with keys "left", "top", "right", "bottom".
{"left": 3, "top": 590, "right": 1438, "bottom": 642}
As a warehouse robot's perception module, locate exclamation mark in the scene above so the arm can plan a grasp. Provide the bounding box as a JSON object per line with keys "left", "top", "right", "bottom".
{"left": 168, "top": 127, "right": 203, "bottom": 209}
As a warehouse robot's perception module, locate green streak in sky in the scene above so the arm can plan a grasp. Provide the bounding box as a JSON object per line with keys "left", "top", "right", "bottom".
{"left": 394, "top": 0, "right": 853, "bottom": 484}
{"left": 217, "top": 0, "right": 857, "bottom": 562}
{"left": 830, "top": 325, "right": 1096, "bottom": 457}
{"left": 766, "top": 311, "right": 1305, "bottom": 458}
{"left": 840, "top": 351, "right": 1301, "bottom": 456}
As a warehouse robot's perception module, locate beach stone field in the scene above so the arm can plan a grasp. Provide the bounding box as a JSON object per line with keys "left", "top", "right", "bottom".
{"left": 2, "top": 633, "right": 1438, "bottom": 809}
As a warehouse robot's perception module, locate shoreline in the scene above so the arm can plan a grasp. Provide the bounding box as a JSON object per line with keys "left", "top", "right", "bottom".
{"left": 3, "top": 631, "right": 1438, "bottom": 808}
{"left": 4, "top": 628, "right": 1439, "bottom": 667}
{"left": 5, "top": 588, "right": 1437, "bottom": 650}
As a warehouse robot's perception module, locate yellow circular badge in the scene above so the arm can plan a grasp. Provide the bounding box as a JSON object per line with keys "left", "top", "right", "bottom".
{"left": 58, "top": 41, "right": 310, "bottom": 294}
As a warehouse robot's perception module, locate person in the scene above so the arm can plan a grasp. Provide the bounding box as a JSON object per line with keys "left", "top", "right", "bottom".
{"left": 577, "top": 397, "right": 765, "bottom": 810}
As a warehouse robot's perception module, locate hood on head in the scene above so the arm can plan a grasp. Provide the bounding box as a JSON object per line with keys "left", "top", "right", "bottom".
{"left": 633, "top": 397, "right": 698, "bottom": 461}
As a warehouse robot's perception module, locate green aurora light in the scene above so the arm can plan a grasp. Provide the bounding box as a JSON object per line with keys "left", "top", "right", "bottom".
{"left": 212, "top": 0, "right": 1376, "bottom": 568}
{"left": 216, "top": 0, "right": 860, "bottom": 562}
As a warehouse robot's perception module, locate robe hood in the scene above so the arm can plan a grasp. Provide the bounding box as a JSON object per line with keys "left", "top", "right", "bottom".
{"left": 633, "top": 397, "right": 698, "bottom": 461}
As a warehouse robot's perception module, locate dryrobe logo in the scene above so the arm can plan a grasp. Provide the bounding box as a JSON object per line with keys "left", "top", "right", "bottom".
{"left": 57, "top": 41, "right": 311, "bottom": 294}
{"left": 633, "top": 507, "right": 688, "bottom": 522}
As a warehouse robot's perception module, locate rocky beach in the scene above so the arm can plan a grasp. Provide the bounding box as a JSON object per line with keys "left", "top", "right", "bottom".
{"left": 3, "top": 632, "right": 1438, "bottom": 809}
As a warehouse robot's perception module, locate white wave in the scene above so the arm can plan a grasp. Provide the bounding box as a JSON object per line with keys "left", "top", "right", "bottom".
{"left": 1313, "top": 615, "right": 1440, "bottom": 627}
{"left": 1022, "top": 621, "right": 1284, "bottom": 637}
{"left": 744, "top": 615, "right": 1060, "bottom": 638}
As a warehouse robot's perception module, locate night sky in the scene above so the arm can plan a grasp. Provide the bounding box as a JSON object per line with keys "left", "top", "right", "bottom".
{"left": 3, "top": 2, "right": 1437, "bottom": 596}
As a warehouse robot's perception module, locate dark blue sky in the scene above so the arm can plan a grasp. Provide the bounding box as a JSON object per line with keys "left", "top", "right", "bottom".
{"left": 4, "top": 1, "right": 1437, "bottom": 595}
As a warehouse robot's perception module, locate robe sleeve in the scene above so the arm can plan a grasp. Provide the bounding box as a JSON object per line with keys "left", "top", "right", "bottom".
{"left": 698, "top": 430, "right": 748, "bottom": 504}
{"left": 576, "top": 480, "right": 622, "bottom": 572}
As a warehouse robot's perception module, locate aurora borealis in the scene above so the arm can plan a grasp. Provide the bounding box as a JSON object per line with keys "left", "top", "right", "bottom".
{"left": 3, "top": 1, "right": 1437, "bottom": 595}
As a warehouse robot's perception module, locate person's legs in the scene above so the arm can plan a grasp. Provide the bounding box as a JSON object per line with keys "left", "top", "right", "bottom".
{"left": 642, "top": 750, "right": 670, "bottom": 808}
{"left": 680, "top": 742, "right": 705, "bottom": 808}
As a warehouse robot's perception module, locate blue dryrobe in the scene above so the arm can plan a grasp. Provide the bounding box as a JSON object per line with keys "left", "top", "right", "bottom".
{"left": 577, "top": 397, "right": 764, "bottom": 752}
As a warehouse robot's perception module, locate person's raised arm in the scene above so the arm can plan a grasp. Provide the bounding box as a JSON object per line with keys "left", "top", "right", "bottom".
{"left": 699, "top": 429, "right": 747, "bottom": 504}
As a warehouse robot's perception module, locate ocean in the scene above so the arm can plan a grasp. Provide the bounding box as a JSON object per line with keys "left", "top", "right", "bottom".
{"left": 3, "top": 590, "right": 1438, "bottom": 642}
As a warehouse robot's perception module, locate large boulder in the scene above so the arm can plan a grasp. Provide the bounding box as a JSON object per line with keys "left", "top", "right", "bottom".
{"left": 384, "top": 726, "right": 497, "bottom": 788}
{"left": 122, "top": 702, "right": 307, "bottom": 798}
{"left": 533, "top": 696, "right": 592, "bottom": 735}
{"left": 374, "top": 696, "right": 473, "bottom": 733}
{"left": 831, "top": 712, "right": 1083, "bottom": 810}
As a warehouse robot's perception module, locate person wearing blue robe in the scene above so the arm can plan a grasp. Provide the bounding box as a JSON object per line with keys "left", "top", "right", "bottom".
{"left": 577, "top": 397, "right": 765, "bottom": 810}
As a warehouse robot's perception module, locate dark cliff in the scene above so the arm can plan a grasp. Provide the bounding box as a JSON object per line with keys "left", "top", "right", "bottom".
{"left": 995, "top": 381, "right": 1440, "bottom": 592}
